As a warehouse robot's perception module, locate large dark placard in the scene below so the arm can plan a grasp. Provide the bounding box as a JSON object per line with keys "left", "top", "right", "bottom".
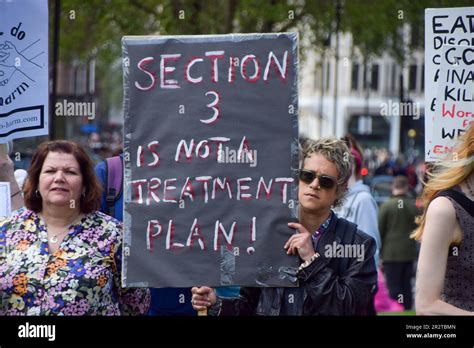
{"left": 122, "top": 33, "right": 299, "bottom": 288}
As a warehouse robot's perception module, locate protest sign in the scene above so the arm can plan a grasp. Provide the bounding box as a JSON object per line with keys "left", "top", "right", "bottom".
{"left": 122, "top": 33, "right": 299, "bottom": 288}
{"left": 424, "top": 7, "right": 473, "bottom": 161}
{"left": 0, "top": 0, "right": 48, "bottom": 143}
{"left": 0, "top": 182, "right": 11, "bottom": 218}
{"left": 433, "top": 44, "right": 473, "bottom": 157}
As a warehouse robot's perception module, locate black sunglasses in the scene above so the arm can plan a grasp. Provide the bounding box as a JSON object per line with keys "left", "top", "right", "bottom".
{"left": 298, "top": 169, "right": 337, "bottom": 189}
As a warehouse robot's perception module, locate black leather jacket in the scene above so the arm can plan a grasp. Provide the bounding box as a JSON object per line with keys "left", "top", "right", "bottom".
{"left": 218, "top": 214, "right": 377, "bottom": 315}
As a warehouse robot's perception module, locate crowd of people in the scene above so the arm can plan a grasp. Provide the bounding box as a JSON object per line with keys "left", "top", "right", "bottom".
{"left": 0, "top": 123, "right": 472, "bottom": 316}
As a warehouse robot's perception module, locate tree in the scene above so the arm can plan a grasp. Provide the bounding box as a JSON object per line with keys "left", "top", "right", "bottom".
{"left": 51, "top": 0, "right": 473, "bottom": 129}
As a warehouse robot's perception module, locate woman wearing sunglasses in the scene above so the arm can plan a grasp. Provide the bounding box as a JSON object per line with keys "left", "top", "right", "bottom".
{"left": 192, "top": 138, "right": 378, "bottom": 315}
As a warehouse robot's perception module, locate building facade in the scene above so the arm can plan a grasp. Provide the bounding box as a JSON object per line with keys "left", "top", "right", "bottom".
{"left": 299, "top": 31, "right": 425, "bottom": 158}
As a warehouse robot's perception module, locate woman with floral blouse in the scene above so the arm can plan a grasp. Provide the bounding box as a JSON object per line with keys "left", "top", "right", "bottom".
{"left": 0, "top": 140, "right": 150, "bottom": 315}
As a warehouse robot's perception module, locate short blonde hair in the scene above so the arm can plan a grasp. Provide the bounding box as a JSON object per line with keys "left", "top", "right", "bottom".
{"left": 301, "top": 138, "right": 352, "bottom": 207}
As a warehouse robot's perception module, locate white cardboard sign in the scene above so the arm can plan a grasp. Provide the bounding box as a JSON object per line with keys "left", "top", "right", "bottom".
{"left": 0, "top": 0, "right": 49, "bottom": 142}
{"left": 424, "top": 7, "right": 473, "bottom": 161}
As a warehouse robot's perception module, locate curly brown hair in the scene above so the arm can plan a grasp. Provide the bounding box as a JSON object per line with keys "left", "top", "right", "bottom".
{"left": 23, "top": 140, "right": 102, "bottom": 213}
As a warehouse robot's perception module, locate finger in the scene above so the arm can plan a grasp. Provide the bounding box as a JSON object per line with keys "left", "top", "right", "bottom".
{"left": 192, "top": 299, "right": 211, "bottom": 309}
{"left": 287, "top": 222, "right": 302, "bottom": 230}
{"left": 284, "top": 234, "right": 297, "bottom": 249}
{"left": 191, "top": 287, "right": 204, "bottom": 295}
{"left": 287, "top": 240, "right": 299, "bottom": 255}
{"left": 192, "top": 295, "right": 206, "bottom": 302}
{"left": 287, "top": 222, "right": 310, "bottom": 235}
{"left": 285, "top": 234, "right": 304, "bottom": 250}
{"left": 195, "top": 286, "right": 213, "bottom": 295}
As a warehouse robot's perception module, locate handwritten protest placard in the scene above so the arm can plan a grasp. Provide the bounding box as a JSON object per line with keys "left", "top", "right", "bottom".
{"left": 122, "top": 34, "right": 299, "bottom": 288}
{"left": 0, "top": 0, "right": 48, "bottom": 143}
{"left": 424, "top": 7, "right": 473, "bottom": 161}
{"left": 433, "top": 44, "right": 473, "bottom": 156}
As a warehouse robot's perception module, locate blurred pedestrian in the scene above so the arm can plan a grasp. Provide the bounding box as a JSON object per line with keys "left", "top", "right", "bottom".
{"left": 379, "top": 175, "right": 418, "bottom": 310}
{"left": 337, "top": 134, "right": 381, "bottom": 265}
{"left": 336, "top": 134, "right": 381, "bottom": 314}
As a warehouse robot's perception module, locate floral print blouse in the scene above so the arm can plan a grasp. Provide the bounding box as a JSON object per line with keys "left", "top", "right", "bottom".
{"left": 0, "top": 209, "right": 150, "bottom": 315}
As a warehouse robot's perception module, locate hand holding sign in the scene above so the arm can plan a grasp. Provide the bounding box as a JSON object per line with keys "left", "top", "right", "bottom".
{"left": 285, "top": 222, "right": 316, "bottom": 261}
{"left": 0, "top": 144, "right": 15, "bottom": 182}
{"left": 191, "top": 286, "right": 216, "bottom": 311}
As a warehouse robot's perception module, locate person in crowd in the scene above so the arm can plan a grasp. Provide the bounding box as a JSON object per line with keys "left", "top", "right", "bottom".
{"left": 335, "top": 134, "right": 381, "bottom": 314}
{"left": 336, "top": 134, "right": 381, "bottom": 266}
{"left": 191, "top": 138, "right": 377, "bottom": 315}
{"left": 0, "top": 140, "right": 150, "bottom": 315}
{"left": 379, "top": 175, "right": 418, "bottom": 310}
{"left": 374, "top": 150, "right": 394, "bottom": 176}
{"left": 405, "top": 158, "right": 418, "bottom": 193}
{"left": 412, "top": 124, "right": 473, "bottom": 315}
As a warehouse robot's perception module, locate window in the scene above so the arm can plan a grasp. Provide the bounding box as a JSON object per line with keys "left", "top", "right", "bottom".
{"left": 74, "top": 64, "right": 87, "bottom": 95}
{"left": 391, "top": 64, "right": 397, "bottom": 93}
{"left": 89, "top": 59, "right": 96, "bottom": 94}
{"left": 325, "top": 61, "right": 331, "bottom": 92}
{"left": 411, "top": 23, "right": 421, "bottom": 47}
{"left": 421, "top": 64, "right": 424, "bottom": 92}
{"left": 363, "top": 64, "right": 368, "bottom": 90}
{"left": 371, "top": 64, "right": 379, "bottom": 91}
{"left": 409, "top": 64, "right": 417, "bottom": 91}
{"left": 351, "top": 63, "right": 359, "bottom": 91}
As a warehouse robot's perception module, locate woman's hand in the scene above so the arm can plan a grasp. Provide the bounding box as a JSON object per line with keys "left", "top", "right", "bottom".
{"left": 0, "top": 151, "right": 15, "bottom": 182}
{"left": 285, "top": 222, "right": 316, "bottom": 261}
{"left": 0, "top": 147, "right": 24, "bottom": 211}
{"left": 191, "top": 286, "right": 217, "bottom": 311}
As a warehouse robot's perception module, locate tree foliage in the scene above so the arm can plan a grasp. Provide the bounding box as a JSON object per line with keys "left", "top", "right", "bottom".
{"left": 50, "top": 0, "right": 473, "bottom": 116}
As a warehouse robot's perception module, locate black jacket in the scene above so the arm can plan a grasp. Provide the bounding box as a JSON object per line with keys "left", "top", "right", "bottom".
{"left": 218, "top": 214, "right": 377, "bottom": 315}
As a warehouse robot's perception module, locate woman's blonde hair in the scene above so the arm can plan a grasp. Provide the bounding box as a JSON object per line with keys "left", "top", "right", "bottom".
{"left": 411, "top": 124, "right": 474, "bottom": 240}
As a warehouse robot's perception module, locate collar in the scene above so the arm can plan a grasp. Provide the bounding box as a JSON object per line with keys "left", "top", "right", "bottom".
{"left": 312, "top": 211, "right": 333, "bottom": 241}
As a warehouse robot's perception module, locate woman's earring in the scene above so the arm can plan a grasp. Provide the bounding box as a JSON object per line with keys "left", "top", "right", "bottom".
{"left": 35, "top": 190, "right": 41, "bottom": 198}
{"left": 82, "top": 191, "right": 86, "bottom": 198}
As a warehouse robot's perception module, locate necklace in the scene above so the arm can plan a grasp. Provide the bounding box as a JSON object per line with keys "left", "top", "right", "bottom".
{"left": 40, "top": 213, "right": 83, "bottom": 244}
{"left": 50, "top": 233, "right": 66, "bottom": 244}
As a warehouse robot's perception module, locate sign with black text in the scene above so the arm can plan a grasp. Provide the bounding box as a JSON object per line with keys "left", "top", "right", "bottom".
{"left": 433, "top": 44, "right": 473, "bottom": 156}
{"left": 0, "top": 0, "right": 48, "bottom": 142}
{"left": 424, "top": 7, "right": 473, "bottom": 161}
{"left": 122, "top": 33, "right": 299, "bottom": 288}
